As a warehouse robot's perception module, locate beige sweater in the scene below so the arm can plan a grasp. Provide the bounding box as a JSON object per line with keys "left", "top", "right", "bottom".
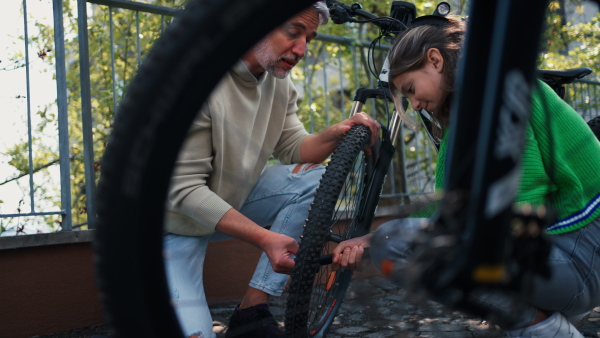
{"left": 165, "top": 61, "right": 309, "bottom": 236}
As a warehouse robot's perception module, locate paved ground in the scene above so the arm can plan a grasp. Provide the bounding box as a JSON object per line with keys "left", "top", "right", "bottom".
{"left": 40, "top": 273, "right": 600, "bottom": 337}
{"left": 210, "top": 274, "right": 600, "bottom": 338}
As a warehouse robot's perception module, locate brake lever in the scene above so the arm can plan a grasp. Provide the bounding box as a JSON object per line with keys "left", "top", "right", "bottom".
{"left": 328, "top": 1, "right": 358, "bottom": 24}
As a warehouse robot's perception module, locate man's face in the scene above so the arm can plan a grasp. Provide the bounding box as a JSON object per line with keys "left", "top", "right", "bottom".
{"left": 253, "top": 9, "right": 320, "bottom": 79}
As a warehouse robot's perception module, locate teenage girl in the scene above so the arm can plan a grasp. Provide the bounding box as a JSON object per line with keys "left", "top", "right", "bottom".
{"left": 332, "top": 17, "right": 600, "bottom": 338}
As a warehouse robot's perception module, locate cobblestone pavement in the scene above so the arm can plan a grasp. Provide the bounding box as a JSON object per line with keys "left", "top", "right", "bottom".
{"left": 39, "top": 274, "right": 600, "bottom": 337}
{"left": 211, "top": 274, "right": 600, "bottom": 338}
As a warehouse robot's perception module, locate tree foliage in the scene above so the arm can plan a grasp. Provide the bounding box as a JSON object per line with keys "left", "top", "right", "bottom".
{"left": 1, "top": 0, "right": 185, "bottom": 234}
{"left": 541, "top": 1, "right": 600, "bottom": 76}
{"left": 1, "top": 0, "right": 598, "bottom": 234}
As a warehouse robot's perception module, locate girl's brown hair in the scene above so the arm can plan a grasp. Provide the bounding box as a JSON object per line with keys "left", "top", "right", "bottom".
{"left": 388, "top": 17, "right": 466, "bottom": 136}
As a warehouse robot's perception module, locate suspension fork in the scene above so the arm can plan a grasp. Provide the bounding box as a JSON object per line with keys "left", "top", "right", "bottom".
{"left": 347, "top": 87, "right": 398, "bottom": 235}
{"left": 349, "top": 86, "right": 403, "bottom": 147}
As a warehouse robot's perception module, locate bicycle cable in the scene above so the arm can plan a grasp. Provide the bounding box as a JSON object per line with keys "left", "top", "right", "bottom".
{"left": 367, "top": 34, "right": 387, "bottom": 80}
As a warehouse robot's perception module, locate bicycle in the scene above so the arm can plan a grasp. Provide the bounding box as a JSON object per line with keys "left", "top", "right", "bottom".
{"left": 284, "top": 1, "right": 600, "bottom": 337}
{"left": 91, "top": 0, "right": 600, "bottom": 337}
{"left": 283, "top": 2, "right": 443, "bottom": 336}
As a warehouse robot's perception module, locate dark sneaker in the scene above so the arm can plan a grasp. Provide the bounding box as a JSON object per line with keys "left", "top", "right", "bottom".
{"left": 224, "top": 303, "right": 284, "bottom": 338}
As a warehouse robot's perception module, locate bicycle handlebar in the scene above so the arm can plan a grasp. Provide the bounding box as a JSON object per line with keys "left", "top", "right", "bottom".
{"left": 326, "top": 0, "right": 451, "bottom": 34}
{"left": 325, "top": 0, "right": 420, "bottom": 34}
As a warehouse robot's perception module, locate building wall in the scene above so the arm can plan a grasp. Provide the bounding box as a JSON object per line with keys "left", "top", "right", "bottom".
{"left": 0, "top": 236, "right": 274, "bottom": 337}
{"left": 0, "top": 242, "right": 103, "bottom": 338}
{"left": 0, "top": 214, "right": 399, "bottom": 337}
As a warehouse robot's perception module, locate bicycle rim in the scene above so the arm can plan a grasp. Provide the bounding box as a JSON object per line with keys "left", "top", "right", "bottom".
{"left": 93, "top": 0, "right": 315, "bottom": 336}
{"left": 285, "top": 125, "right": 373, "bottom": 338}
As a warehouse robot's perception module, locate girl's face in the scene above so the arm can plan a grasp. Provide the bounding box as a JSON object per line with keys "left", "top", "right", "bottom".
{"left": 392, "top": 48, "right": 445, "bottom": 113}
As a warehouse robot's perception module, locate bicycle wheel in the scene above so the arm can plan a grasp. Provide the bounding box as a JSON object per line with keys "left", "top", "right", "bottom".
{"left": 92, "top": 0, "right": 314, "bottom": 337}
{"left": 285, "top": 124, "right": 376, "bottom": 338}
{"left": 589, "top": 116, "right": 600, "bottom": 141}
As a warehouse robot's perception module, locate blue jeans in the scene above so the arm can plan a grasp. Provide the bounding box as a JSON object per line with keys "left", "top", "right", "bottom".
{"left": 163, "top": 163, "right": 325, "bottom": 337}
{"left": 370, "top": 216, "right": 600, "bottom": 330}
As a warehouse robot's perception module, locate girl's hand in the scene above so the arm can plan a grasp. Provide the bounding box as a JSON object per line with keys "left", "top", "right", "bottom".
{"left": 331, "top": 233, "right": 372, "bottom": 270}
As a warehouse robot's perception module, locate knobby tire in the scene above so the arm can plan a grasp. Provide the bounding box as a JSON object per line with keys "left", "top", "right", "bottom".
{"left": 285, "top": 124, "right": 374, "bottom": 338}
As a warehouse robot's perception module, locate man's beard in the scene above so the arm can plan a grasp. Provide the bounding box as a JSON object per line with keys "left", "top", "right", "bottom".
{"left": 254, "top": 41, "right": 298, "bottom": 79}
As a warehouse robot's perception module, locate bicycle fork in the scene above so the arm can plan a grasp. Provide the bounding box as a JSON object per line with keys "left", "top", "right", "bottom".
{"left": 349, "top": 87, "right": 398, "bottom": 235}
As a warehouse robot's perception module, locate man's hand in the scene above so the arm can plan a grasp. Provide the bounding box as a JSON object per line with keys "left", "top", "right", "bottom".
{"left": 258, "top": 231, "right": 299, "bottom": 275}
{"left": 215, "top": 209, "right": 298, "bottom": 275}
{"left": 332, "top": 112, "right": 381, "bottom": 146}
{"left": 332, "top": 233, "right": 372, "bottom": 270}
{"left": 300, "top": 112, "right": 381, "bottom": 164}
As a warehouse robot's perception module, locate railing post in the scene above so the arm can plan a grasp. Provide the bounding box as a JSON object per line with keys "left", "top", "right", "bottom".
{"left": 77, "top": 0, "right": 97, "bottom": 229}
{"left": 53, "top": 0, "right": 73, "bottom": 230}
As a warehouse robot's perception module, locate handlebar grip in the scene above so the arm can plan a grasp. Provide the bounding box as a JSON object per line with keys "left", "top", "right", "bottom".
{"left": 319, "top": 254, "right": 333, "bottom": 265}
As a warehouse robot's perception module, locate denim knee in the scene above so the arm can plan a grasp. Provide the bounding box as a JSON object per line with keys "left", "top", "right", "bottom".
{"left": 370, "top": 218, "right": 430, "bottom": 282}
{"left": 289, "top": 163, "right": 325, "bottom": 188}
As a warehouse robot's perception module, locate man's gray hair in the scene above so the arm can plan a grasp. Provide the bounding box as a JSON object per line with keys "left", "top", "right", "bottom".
{"left": 312, "top": 1, "right": 330, "bottom": 25}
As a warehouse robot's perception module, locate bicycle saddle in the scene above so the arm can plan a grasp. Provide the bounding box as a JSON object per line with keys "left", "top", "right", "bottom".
{"left": 537, "top": 67, "right": 593, "bottom": 86}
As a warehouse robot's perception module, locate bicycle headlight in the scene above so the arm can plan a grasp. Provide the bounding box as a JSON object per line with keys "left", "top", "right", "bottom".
{"left": 434, "top": 2, "right": 451, "bottom": 16}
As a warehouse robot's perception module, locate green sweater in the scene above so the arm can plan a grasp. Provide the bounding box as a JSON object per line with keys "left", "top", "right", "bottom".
{"left": 416, "top": 80, "right": 600, "bottom": 234}
{"left": 165, "top": 61, "right": 309, "bottom": 236}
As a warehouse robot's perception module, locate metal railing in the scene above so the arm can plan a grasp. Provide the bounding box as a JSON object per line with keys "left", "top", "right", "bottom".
{"left": 75, "top": 0, "right": 179, "bottom": 230}
{"left": 566, "top": 79, "right": 600, "bottom": 122}
{"left": 1, "top": 0, "right": 599, "bottom": 237}
{"left": 0, "top": 0, "right": 72, "bottom": 234}
{"left": 0, "top": 0, "right": 180, "bottom": 236}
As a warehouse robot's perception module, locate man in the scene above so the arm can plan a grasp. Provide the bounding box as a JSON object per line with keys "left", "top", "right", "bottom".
{"left": 164, "top": 2, "right": 380, "bottom": 337}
